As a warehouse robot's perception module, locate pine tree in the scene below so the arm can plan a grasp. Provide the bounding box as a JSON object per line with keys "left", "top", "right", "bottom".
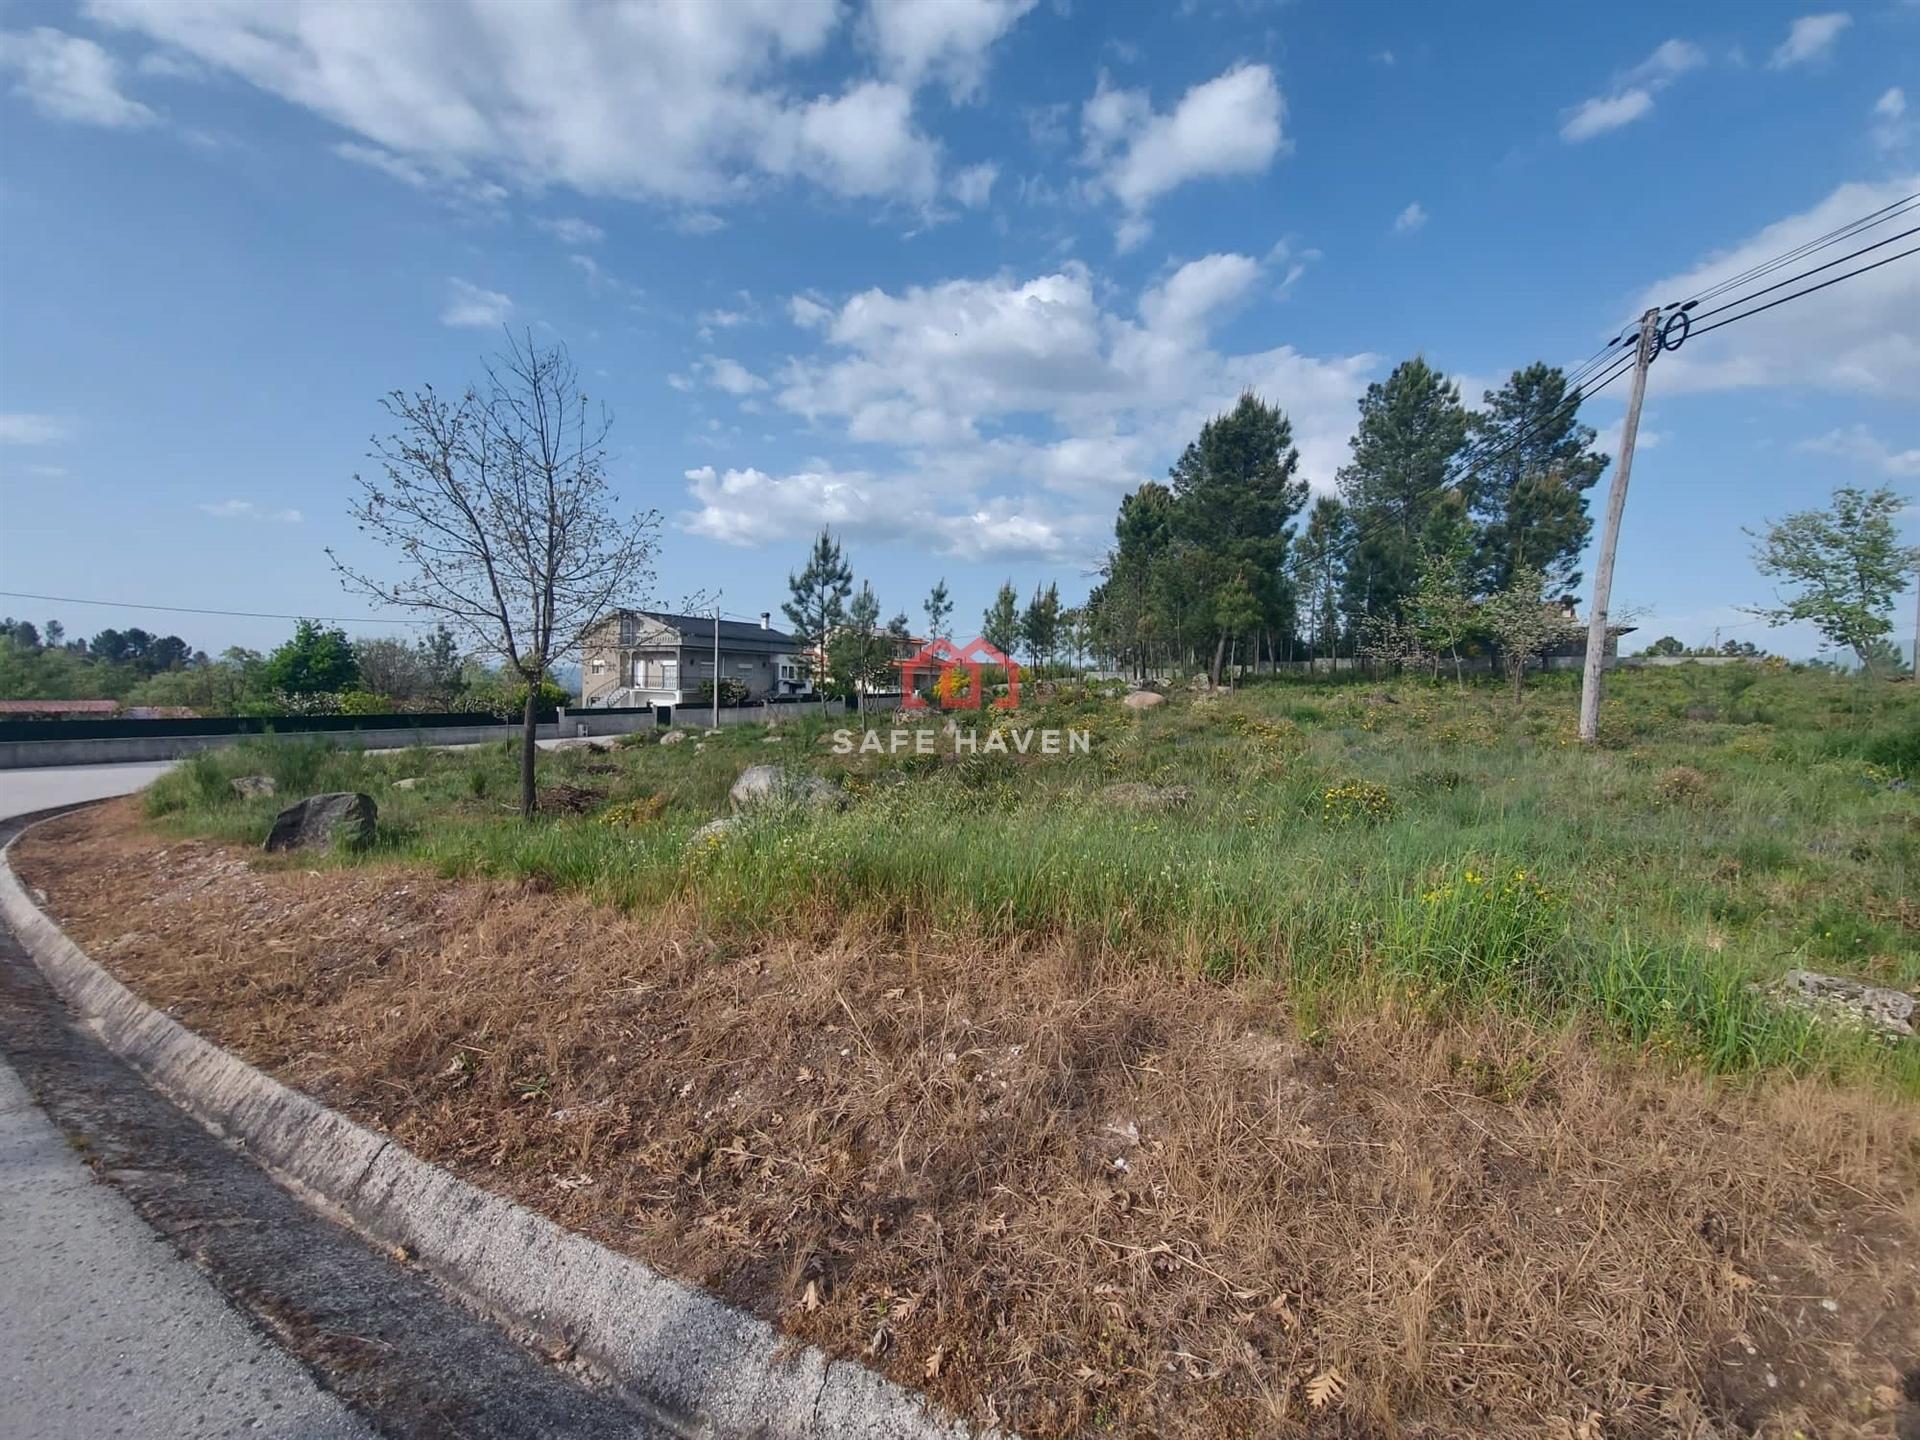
{"left": 826, "top": 581, "right": 889, "bottom": 712}
{"left": 981, "top": 580, "right": 1020, "bottom": 660}
{"left": 782, "top": 528, "right": 852, "bottom": 680}
{"left": 1019, "top": 582, "right": 1062, "bottom": 671}
{"left": 1468, "top": 363, "right": 1608, "bottom": 591}
{"left": 923, "top": 579, "right": 953, "bottom": 640}
{"left": 1213, "top": 571, "right": 1263, "bottom": 688}
{"left": 1167, "top": 392, "right": 1309, "bottom": 684}
{"left": 1289, "top": 495, "right": 1349, "bottom": 660}
{"left": 1336, "top": 357, "right": 1468, "bottom": 627}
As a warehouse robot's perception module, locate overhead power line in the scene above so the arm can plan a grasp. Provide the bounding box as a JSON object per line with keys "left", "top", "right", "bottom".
{"left": 0, "top": 590, "right": 438, "bottom": 628}
{"left": 1315, "top": 191, "right": 1920, "bottom": 579}
{"left": 1679, "top": 188, "right": 1920, "bottom": 309}
{"left": 1686, "top": 222, "right": 1920, "bottom": 326}
{"left": 1686, "top": 240, "right": 1920, "bottom": 341}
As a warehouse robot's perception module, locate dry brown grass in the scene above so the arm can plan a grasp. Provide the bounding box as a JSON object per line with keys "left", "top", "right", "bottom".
{"left": 17, "top": 801, "right": 1920, "bottom": 1439}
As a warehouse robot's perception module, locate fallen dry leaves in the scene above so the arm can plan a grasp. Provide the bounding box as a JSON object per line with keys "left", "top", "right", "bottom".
{"left": 16, "top": 801, "right": 1920, "bottom": 1440}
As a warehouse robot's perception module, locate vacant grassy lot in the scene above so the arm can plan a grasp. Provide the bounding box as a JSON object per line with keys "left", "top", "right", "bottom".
{"left": 147, "top": 665, "right": 1920, "bottom": 1089}
{"left": 19, "top": 665, "right": 1919, "bottom": 1437}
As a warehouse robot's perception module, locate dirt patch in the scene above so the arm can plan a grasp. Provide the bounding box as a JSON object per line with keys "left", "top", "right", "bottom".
{"left": 536, "top": 782, "right": 605, "bottom": 816}
{"left": 16, "top": 801, "right": 1920, "bottom": 1439}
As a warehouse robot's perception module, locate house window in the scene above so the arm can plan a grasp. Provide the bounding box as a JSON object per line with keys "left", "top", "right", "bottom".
{"left": 618, "top": 613, "right": 636, "bottom": 645}
{"left": 590, "top": 659, "right": 605, "bottom": 674}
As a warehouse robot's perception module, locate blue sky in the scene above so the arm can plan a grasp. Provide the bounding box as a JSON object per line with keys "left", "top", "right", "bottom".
{"left": 0, "top": 0, "right": 1915, "bottom": 660}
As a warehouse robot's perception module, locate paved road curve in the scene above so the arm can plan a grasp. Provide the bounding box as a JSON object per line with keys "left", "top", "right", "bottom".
{"left": 0, "top": 762, "right": 375, "bottom": 1440}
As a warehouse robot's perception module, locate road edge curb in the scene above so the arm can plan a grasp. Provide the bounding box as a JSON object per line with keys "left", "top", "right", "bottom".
{"left": 0, "top": 818, "right": 985, "bottom": 1440}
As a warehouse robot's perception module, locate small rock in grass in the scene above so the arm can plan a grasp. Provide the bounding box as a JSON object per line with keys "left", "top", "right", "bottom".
{"left": 392, "top": 777, "right": 424, "bottom": 790}
{"left": 1121, "top": 690, "right": 1165, "bottom": 711}
{"left": 687, "top": 817, "right": 739, "bottom": 849}
{"left": 659, "top": 729, "right": 690, "bottom": 746}
{"left": 1769, "top": 969, "right": 1914, "bottom": 1038}
{"left": 729, "top": 764, "right": 845, "bottom": 814}
{"left": 1098, "top": 782, "right": 1193, "bottom": 812}
{"left": 231, "top": 775, "right": 277, "bottom": 799}
{"left": 264, "top": 793, "right": 377, "bottom": 854}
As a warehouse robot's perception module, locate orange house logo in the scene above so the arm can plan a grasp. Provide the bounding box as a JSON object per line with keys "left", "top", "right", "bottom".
{"left": 899, "top": 636, "right": 1022, "bottom": 711}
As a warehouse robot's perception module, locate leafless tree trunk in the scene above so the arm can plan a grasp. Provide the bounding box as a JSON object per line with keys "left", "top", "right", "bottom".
{"left": 332, "top": 333, "right": 660, "bottom": 819}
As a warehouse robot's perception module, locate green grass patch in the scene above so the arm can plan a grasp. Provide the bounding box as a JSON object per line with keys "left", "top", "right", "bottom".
{"left": 141, "top": 667, "right": 1920, "bottom": 1090}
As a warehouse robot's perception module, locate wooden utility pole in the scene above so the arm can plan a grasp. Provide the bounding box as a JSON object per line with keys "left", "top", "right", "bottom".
{"left": 712, "top": 603, "right": 722, "bottom": 729}
{"left": 1578, "top": 307, "right": 1663, "bottom": 743}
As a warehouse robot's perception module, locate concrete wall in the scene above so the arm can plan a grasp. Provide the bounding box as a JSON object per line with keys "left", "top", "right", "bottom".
{"left": 0, "top": 722, "right": 537, "bottom": 770}
{"left": 1616, "top": 655, "right": 1764, "bottom": 669}
{"left": 551, "top": 709, "right": 658, "bottom": 739}
{"left": 2, "top": 708, "right": 669, "bottom": 769}
{"left": 662, "top": 699, "right": 840, "bottom": 729}
{"left": 0, "top": 701, "right": 855, "bottom": 768}
{"left": 1261, "top": 654, "right": 1623, "bottom": 677}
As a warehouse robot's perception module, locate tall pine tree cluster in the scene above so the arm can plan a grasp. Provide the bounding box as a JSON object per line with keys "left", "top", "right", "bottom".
{"left": 1087, "top": 358, "right": 1608, "bottom": 676}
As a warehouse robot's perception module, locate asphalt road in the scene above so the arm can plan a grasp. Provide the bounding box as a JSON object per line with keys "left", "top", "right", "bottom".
{"left": 0, "top": 760, "right": 176, "bottom": 819}
{"left": 0, "top": 762, "right": 373, "bottom": 1440}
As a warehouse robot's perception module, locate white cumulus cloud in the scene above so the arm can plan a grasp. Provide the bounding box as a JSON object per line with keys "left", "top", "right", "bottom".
{"left": 1873, "top": 87, "right": 1911, "bottom": 153}
{"left": 700, "top": 356, "right": 768, "bottom": 396}
{"left": 682, "top": 252, "right": 1377, "bottom": 560}
{"left": 0, "top": 413, "right": 72, "bottom": 445}
{"left": 950, "top": 161, "right": 998, "bottom": 209}
{"left": 83, "top": 0, "right": 964, "bottom": 210}
{"left": 756, "top": 80, "right": 939, "bottom": 202}
{"left": 0, "top": 25, "right": 155, "bottom": 127}
{"left": 1560, "top": 37, "right": 1704, "bottom": 142}
{"left": 440, "top": 278, "right": 513, "bottom": 329}
{"left": 1393, "top": 201, "right": 1427, "bottom": 233}
{"left": 1082, "top": 63, "right": 1285, "bottom": 229}
{"left": 535, "top": 216, "right": 604, "bottom": 246}
{"left": 199, "top": 499, "right": 303, "bottom": 522}
{"left": 1768, "top": 13, "right": 1851, "bottom": 69}
{"left": 1798, "top": 425, "right": 1920, "bottom": 477}
{"left": 862, "top": 0, "right": 1035, "bottom": 101}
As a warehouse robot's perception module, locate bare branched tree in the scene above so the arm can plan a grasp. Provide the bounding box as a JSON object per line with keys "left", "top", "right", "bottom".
{"left": 331, "top": 333, "right": 661, "bottom": 818}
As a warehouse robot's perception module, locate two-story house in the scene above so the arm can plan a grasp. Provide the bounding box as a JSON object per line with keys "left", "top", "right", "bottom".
{"left": 578, "top": 610, "right": 810, "bottom": 708}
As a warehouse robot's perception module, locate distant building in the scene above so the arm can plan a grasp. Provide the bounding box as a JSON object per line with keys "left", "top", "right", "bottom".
{"left": 578, "top": 610, "right": 808, "bottom": 708}
{"left": 0, "top": 700, "right": 201, "bottom": 720}
{"left": 810, "top": 625, "right": 928, "bottom": 696}
{"left": 1542, "top": 599, "right": 1636, "bottom": 669}
{"left": 0, "top": 699, "right": 121, "bottom": 719}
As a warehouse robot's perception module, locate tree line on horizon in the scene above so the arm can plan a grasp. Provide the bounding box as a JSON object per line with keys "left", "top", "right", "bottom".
{"left": 0, "top": 614, "right": 566, "bottom": 716}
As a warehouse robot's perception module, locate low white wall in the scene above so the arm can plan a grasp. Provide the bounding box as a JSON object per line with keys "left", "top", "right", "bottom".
{"left": 663, "top": 700, "right": 842, "bottom": 729}
{"left": 1616, "top": 655, "right": 1763, "bottom": 668}
{"left": 552, "top": 709, "right": 658, "bottom": 739}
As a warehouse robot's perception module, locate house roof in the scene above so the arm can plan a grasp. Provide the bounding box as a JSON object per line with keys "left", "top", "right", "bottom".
{"left": 612, "top": 610, "right": 801, "bottom": 650}
{"left": 0, "top": 698, "right": 120, "bottom": 715}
